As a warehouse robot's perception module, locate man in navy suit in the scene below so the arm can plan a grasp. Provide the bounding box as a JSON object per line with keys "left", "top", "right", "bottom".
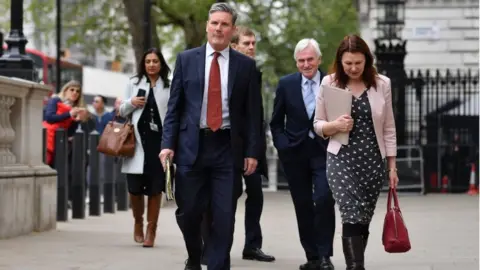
{"left": 270, "top": 38, "right": 336, "bottom": 270}
{"left": 200, "top": 26, "right": 275, "bottom": 265}
{"left": 159, "top": 3, "right": 262, "bottom": 270}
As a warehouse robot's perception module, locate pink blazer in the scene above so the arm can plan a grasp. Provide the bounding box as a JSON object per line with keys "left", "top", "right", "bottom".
{"left": 313, "top": 74, "right": 397, "bottom": 159}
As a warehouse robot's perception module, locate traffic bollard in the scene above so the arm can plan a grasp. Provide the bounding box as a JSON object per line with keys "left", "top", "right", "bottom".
{"left": 104, "top": 156, "right": 116, "bottom": 213}
{"left": 72, "top": 128, "right": 86, "bottom": 219}
{"left": 88, "top": 131, "right": 101, "bottom": 216}
{"left": 55, "top": 128, "right": 69, "bottom": 222}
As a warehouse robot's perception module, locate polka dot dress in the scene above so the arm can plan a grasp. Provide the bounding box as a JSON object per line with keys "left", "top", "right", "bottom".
{"left": 327, "top": 90, "right": 385, "bottom": 225}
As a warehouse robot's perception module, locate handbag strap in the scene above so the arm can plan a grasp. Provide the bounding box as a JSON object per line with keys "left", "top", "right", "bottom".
{"left": 387, "top": 187, "right": 400, "bottom": 210}
{"left": 114, "top": 111, "right": 132, "bottom": 126}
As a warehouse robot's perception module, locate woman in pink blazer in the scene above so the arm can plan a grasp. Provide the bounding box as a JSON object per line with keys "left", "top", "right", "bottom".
{"left": 313, "top": 34, "right": 398, "bottom": 270}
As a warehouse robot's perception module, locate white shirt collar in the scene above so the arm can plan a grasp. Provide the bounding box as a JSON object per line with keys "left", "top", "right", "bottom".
{"left": 301, "top": 70, "right": 321, "bottom": 86}
{"left": 206, "top": 42, "right": 230, "bottom": 59}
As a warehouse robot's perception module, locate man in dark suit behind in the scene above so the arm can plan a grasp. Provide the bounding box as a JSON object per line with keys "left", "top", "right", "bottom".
{"left": 159, "top": 3, "right": 262, "bottom": 270}
{"left": 270, "top": 38, "right": 336, "bottom": 270}
{"left": 230, "top": 26, "right": 274, "bottom": 262}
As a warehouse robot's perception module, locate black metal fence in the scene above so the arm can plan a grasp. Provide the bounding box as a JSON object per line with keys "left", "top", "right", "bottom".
{"left": 403, "top": 69, "right": 479, "bottom": 193}
{"left": 43, "top": 127, "right": 129, "bottom": 221}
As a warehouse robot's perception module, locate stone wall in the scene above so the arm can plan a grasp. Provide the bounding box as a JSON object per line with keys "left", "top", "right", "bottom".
{"left": 0, "top": 76, "right": 57, "bottom": 239}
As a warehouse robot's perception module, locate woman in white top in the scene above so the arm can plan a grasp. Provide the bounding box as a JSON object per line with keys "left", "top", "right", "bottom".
{"left": 119, "top": 48, "right": 171, "bottom": 248}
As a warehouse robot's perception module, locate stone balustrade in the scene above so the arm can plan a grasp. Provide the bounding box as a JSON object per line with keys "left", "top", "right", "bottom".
{"left": 0, "top": 76, "right": 57, "bottom": 239}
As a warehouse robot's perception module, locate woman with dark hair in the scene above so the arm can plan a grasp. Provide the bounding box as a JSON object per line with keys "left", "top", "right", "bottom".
{"left": 314, "top": 34, "right": 398, "bottom": 269}
{"left": 118, "top": 48, "right": 171, "bottom": 248}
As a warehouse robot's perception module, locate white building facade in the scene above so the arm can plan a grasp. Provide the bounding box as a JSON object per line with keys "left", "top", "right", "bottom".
{"left": 358, "top": 0, "right": 479, "bottom": 71}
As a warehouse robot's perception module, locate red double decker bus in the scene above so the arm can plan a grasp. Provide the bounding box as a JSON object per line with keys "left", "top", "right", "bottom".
{"left": 2, "top": 46, "right": 83, "bottom": 103}
{"left": 26, "top": 48, "right": 83, "bottom": 105}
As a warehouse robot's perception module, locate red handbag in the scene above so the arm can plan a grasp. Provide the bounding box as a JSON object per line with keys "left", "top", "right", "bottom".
{"left": 382, "top": 188, "right": 411, "bottom": 253}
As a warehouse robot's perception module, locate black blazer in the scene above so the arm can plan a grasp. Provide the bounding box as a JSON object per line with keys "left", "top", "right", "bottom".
{"left": 269, "top": 71, "right": 328, "bottom": 162}
{"left": 256, "top": 68, "right": 268, "bottom": 177}
{"left": 161, "top": 44, "right": 263, "bottom": 169}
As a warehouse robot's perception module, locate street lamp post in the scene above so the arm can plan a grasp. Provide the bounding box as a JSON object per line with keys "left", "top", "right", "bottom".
{"left": 374, "top": 0, "right": 407, "bottom": 144}
{"left": 56, "top": 0, "right": 62, "bottom": 93}
{"left": 0, "top": 0, "right": 35, "bottom": 81}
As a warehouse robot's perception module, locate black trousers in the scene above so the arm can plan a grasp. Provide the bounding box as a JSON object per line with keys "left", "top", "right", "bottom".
{"left": 243, "top": 172, "right": 264, "bottom": 249}
{"left": 281, "top": 149, "right": 336, "bottom": 261}
{"left": 201, "top": 162, "right": 265, "bottom": 257}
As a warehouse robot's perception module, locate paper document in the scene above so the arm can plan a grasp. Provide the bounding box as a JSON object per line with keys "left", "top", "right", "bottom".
{"left": 321, "top": 85, "right": 353, "bottom": 145}
{"left": 164, "top": 156, "right": 175, "bottom": 201}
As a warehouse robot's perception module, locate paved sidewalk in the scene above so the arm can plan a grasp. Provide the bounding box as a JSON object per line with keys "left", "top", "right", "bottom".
{"left": 0, "top": 192, "right": 477, "bottom": 270}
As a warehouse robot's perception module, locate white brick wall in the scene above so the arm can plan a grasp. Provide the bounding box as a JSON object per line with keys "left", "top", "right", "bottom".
{"left": 448, "top": 40, "right": 479, "bottom": 51}
{"left": 361, "top": 0, "right": 479, "bottom": 70}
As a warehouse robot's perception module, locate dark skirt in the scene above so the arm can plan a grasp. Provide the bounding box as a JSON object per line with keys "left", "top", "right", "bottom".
{"left": 126, "top": 172, "right": 165, "bottom": 196}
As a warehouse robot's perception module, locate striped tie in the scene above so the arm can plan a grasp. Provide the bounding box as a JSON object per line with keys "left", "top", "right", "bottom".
{"left": 305, "top": 80, "right": 315, "bottom": 118}
{"left": 304, "top": 80, "right": 316, "bottom": 138}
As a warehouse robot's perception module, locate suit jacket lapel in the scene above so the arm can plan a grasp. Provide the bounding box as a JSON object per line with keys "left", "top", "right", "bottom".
{"left": 228, "top": 50, "right": 238, "bottom": 101}
{"left": 197, "top": 45, "right": 206, "bottom": 98}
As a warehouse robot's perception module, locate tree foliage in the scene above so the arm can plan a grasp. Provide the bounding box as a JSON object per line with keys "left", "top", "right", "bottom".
{"left": 0, "top": 0, "right": 11, "bottom": 33}
{"left": 229, "top": 0, "right": 358, "bottom": 118}
{"left": 231, "top": 0, "right": 358, "bottom": 87}
{"left": 15, "top": 0, "right": 357, "bottom": 73}
{"left": 9, "top": 0, "right": 357, "bottom": 118}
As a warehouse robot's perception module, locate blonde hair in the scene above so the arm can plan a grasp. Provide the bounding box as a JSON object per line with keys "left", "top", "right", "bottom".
{"left": 56, "top": 80, "right": 86, "bottom": 108}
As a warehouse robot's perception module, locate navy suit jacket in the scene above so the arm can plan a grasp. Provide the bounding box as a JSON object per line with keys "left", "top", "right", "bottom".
{"left": 161, "top": 44, "right": 262, "bottom": 169}
{"left": 270, "top": 71, "right": 328, "bottom": 163}
{"left": 256, "top": 68, "right": 269, "bottom": 177}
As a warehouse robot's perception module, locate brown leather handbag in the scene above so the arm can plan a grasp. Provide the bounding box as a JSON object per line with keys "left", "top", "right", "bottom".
{"left": 97, "top": 116, "right": 135, "bottom": 157}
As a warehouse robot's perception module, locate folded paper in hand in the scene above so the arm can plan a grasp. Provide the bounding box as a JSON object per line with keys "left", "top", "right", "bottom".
{"left": 165, "top": 156, "right": 175, "bottom": 201}
{"left": 321, "top": 85, "right": 352, "bottom": 145}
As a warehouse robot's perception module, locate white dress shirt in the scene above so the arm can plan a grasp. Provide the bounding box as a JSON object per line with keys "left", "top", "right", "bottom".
{"left": 200, "top": 42, "right": 230, "bottom": 129}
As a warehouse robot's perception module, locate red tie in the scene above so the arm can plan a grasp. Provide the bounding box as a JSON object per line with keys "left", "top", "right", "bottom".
{"left": 207, "top": 52, "right": 222, "bottom": 131}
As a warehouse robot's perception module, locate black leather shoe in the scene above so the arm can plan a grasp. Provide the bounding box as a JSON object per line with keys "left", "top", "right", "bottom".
{"left": 319, "top": 257, "right": 335, "bottom": 270}
{"left": 242, "top": 248, "right": 276, "bottom": 262}
{"left": 299, "top": 260, "right": 320, "bottom": 270}
{"left": 184, "top": 259, "right": 201, "bottom": 270}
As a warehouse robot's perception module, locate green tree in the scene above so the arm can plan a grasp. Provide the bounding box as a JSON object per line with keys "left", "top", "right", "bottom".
{"left": 20, "top": 0, "right": 357, "bottom": 90}
{"left": 17, "top": 0, "right": 358, "bottom": 118}
{"left": 0, "top": 1, "right": 11, "bottom": 33}
{"left": 230, "top": 0, "right": 358, "bottom": 119}
{"left": 232, "top": 0, "right": 358, "bottom": 85}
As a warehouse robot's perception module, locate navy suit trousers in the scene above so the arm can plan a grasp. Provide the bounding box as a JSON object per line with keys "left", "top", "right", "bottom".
{"left": 175, "top": 130, "right": 242, "bottom": 270}
{"left": 280, "top": 139, "right": 336, "bottom": 261}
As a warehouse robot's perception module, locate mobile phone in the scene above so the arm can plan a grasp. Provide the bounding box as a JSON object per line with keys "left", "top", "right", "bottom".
{"left": 137, "top": 89, "right": 146, "bottom": 97}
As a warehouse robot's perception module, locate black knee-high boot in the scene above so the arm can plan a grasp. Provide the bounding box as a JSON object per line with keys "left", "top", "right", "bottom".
{"left": 342, "top": 236, "right": 365, "bottom": 270}
{"left": 342, "top": 224, "right": 365, "bottom": 270}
